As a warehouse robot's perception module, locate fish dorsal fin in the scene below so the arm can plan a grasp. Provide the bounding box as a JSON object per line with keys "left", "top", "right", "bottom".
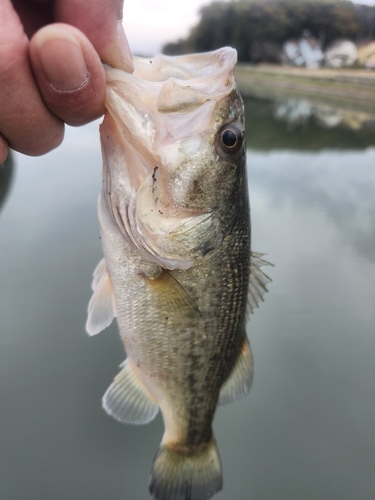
{"left": 247, "top": 252, "right": 273, "bottom": 316}
{"left": 102, "top": 359, "right": 159, "bottom": 425}
{"left": 218, "top": 336, "right": 253, "bottom": 406}
{"left": 85, "top": 258, "right": 116, "bottom": 336}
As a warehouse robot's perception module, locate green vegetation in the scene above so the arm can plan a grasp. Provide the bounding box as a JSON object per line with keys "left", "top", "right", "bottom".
{"left": 163, "top": 0, "right": 375, "bottom": 61}
{"left": 235, "top": 65, "right": 375, "bottom": 113}
{"left": 244, "top": 96, "right": 375, "bottom": 151}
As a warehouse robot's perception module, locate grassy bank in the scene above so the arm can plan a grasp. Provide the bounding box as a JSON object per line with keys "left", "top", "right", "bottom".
{"left": 235, "top": 64, "right": 375, "bottom": 113}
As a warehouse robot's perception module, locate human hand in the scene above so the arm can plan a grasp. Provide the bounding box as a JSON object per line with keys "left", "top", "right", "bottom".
{"left": 0, "top": 0, "right": 133, "bottom": 163}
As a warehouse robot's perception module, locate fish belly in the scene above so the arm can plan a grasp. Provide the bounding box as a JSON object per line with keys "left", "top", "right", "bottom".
{"left": 98, "top": 190, "right": 251, "bottom": 500}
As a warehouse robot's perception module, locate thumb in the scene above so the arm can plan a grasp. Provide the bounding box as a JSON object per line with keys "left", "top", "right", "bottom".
{"left": 29, "top": 24, "right": 106, "bottom": 126}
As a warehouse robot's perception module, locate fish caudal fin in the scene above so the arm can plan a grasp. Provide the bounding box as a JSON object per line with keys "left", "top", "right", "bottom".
{"left": 102, "top": 359, "right": 159, "bottom": 424}
{"left": 218, "top": 336, "right": 253, "bottom": 406}
{"left": 149, "top": 438, "right": 222, "bottom": 500}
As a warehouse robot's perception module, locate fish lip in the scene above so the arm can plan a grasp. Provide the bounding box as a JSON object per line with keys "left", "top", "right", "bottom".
{"left": 131, "top": 47, "right": 238, "bottom": 84}
{"left": 104, "top": 47, "right": 238, "bottom": 127}
{"left": 105, "top": 47, "right": 237, "bottom": 87}
{"left": 102, "top": 48, "right": 240, "bottom": 187}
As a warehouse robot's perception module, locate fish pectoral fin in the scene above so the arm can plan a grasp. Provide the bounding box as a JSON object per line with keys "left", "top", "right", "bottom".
{"left": 85, "top": 258, "right": 116, "bottom": 336}
{"left": 145, "top": 270, "right": 201, "bottom": 322}
{"left": 102, "top": 359, "right": 159, "bottom": 425}
{"left": 247, "top": 251, "right": 273, "bottom": 316}
{"left": 218, "top": 336, "right": 253, "bottom": 406}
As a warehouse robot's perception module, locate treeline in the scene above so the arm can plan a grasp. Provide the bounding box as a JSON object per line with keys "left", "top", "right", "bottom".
{"left": 163, "top": 0, "right": 375, "bottom": 61}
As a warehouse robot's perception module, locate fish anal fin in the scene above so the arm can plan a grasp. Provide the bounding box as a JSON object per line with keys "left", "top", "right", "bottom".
{"left": 218, "top": 337, "right": 253, "bottom": 406}
{"left": 247, "top": 251, "right": 273, "bottom": 316}
{"left": 91, "top": 258, "right": 107, "bottom": 291}
{"left": 144, "top": 270, "right": 201, "bottom": 323}
{"left": 149, "top": 437, "right": 222, "bottom": 500}
{"left": 86, "top": 258, "right": 116, "bottom": 336}
{"left": 102, "top": 359, "right": 159, "bottom": 425}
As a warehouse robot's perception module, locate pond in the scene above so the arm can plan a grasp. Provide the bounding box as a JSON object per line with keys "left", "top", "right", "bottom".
{"left": 1, "top": 92, "right": 374, "bottom": 500}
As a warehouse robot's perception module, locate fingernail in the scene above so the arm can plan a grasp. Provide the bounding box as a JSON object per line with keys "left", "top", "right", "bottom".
{"left": 35, "top": 29, "right": 89, "bottom": 92}
{"left": 116, "top": 22, "right": 134, "bottom": 73}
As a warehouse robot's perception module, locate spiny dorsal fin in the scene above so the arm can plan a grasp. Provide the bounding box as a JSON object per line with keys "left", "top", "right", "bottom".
{"left": 218, "top": 336, "right": 253, "bottom": 406}
{"left": 247, "top": 252, "right": 273, "bottom": 316}
{"left": 102, "top": 359, "right": 159, "bottom": 425}
{"left": 86, "top": 258, "right": 116, "bottom": 336}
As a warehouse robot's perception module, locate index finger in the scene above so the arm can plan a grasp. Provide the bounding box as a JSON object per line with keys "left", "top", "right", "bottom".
{"left": 55, "top": 0, "right": 133, "bottom": 72}
{"left": 0, "top": 1, "right": 64, "bottom": 157}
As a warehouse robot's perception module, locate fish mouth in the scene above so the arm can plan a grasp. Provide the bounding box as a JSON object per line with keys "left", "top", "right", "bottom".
{"left": 103, "top": 47, "right": 238, "bottom": 188}
{"left": 100, "top": 48, "right": 238, "bottom": 270}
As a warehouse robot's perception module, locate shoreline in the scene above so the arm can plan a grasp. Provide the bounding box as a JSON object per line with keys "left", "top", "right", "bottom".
{"left": 235, "top": 64, "right": 375, "bottom": 113}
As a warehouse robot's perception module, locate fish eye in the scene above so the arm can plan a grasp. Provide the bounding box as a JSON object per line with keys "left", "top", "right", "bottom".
{"left": 218, "top": 124, "right": 243, "bottom": 155}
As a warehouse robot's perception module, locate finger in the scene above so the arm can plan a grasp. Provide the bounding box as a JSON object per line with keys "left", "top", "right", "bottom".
{"left": 0, "top": 1, "right": 64, "bottom": 156}
{"left": 10, "top": 0, "right": 54, "bottom": 37}
{"left": 30, "top": 24, "right": 106, "bottom": 126}
{"left": 55, "top": 0, "right": 133, "bottom": 72}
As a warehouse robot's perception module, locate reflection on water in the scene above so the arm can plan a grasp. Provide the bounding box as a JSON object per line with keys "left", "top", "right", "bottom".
{"left": 246, "top": 95, "right": 375, "bottom": 150}
{"left": 274, "top": 98, "right": 375, "bottom": 132}
{"left": 1, "top": 97, "right": 374, "bottom": 500}
{"left": 251, "top": 149, "right": 375, "bottom": 264}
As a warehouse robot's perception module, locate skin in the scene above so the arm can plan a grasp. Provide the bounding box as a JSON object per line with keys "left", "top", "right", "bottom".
{"left": 0, "top": 0, "right": 133, "bottom": 163}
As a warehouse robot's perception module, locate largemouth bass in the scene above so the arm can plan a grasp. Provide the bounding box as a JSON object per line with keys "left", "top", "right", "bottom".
{"left": 86, "top": 47, "right": 271, "bottom": 500}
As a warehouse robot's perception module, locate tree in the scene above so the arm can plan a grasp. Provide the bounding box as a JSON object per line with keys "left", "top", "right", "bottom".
{"left": 189, "top": 2, "right": 238, "bottom": 52}
{"left": 162, "top": 0, "right": 372, "bottom": 62}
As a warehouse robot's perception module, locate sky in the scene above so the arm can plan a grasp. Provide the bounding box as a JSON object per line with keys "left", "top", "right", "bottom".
{"left": 123, "top": 0, "right": 375, "bottom": 56}
{"left": 123, "top": 0, "right": 210, "bottom": 55}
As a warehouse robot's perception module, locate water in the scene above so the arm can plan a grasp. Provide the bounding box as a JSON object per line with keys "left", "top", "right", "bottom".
{"left": 1, "top": 94, "right": 374, "bottom": 500}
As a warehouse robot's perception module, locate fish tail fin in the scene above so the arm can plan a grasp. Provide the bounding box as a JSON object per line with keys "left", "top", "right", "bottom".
{"left": 149, "top": 436, "right": 222, "bottom": 500}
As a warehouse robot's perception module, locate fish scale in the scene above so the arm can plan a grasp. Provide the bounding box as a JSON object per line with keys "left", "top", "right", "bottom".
{"left": 85, "top": 47, "right": 271, "bottom": 500}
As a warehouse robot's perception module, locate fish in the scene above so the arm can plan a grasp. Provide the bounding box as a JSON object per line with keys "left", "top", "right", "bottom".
{"left": 86, "top": 47, "right": 271, "bottom": 500}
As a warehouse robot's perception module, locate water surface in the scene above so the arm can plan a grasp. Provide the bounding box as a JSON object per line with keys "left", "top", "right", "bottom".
{"left": 1, "top": 95, "right": 374, "bottom": 500}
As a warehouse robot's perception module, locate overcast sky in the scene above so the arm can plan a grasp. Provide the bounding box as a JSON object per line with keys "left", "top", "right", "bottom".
{"left": 123, "top": 0, "right": 208, "bottom": 55}
{"left": 123, "top": 0, "right": 375, "bottom": 55}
